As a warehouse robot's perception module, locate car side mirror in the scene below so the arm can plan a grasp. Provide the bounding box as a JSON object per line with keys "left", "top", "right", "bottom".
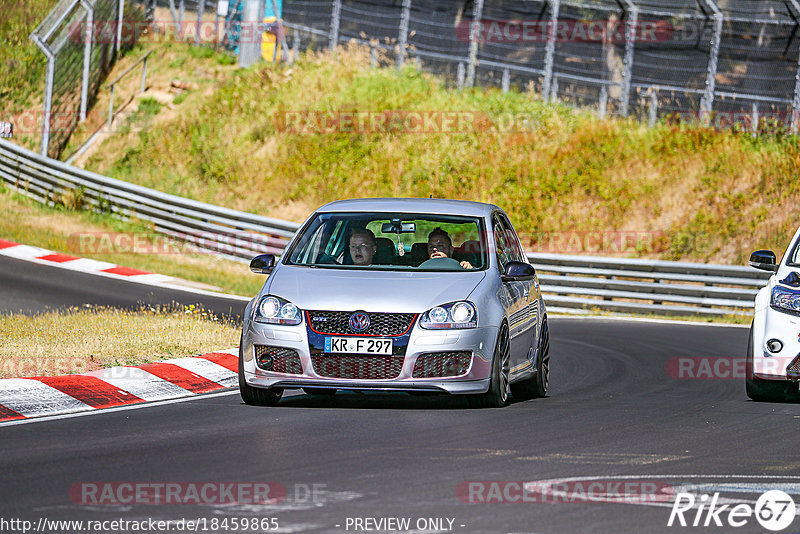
{"left": 250, "top": 254, "right": 276, "bottom": 274}
{"left": 749, "top": 250, "right": 778, "bottom": 272}
{"left": 502, "top": 261, "right": 536, "bottom": 282}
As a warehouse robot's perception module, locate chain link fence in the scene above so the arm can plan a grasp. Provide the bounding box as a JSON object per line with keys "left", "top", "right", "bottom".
{"left": 280, "top": 0, "right": 800, "bottom": 134}
{"left": 30, "top": 0, "right": 151, "bottom": 159}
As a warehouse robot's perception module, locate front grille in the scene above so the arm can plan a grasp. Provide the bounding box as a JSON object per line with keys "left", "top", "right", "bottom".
{"left": 311, "top": 355, "right": 404, "bottom": 379}
{"left": 412, "top": 351, "right": 472, "bottom": 378}
{"left": 787, "top": 354, "right": 800, "bottom": 380}
{"left": 307, "top": 311, "right": 416, "bottom": 337}
{"left": 255, "top": 345, "right": 302, "bottom": 374}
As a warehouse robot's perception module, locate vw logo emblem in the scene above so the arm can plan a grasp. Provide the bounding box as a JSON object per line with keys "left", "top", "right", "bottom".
{"left": 349, "top": 312, "right": 370, "bottom": 333}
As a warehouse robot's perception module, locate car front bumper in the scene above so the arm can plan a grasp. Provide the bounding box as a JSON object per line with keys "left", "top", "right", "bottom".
{"left": 241, "top": 321, "right": 499, "bottom": 394}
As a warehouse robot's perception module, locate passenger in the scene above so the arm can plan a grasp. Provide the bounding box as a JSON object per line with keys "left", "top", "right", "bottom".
{"left": 427, "top": 228, "right": 473, "bottom": 269}
{"left": 349, "top": 228, "right": 377, "bottom": 266}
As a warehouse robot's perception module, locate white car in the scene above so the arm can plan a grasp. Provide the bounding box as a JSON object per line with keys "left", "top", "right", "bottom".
{"left": 747, "top": 227, "right": 800, "bottom": 401}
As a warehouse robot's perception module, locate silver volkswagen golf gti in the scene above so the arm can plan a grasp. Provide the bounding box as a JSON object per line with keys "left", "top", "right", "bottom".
{"left": 239, "top": 198, "right": 550, "bottom": 408}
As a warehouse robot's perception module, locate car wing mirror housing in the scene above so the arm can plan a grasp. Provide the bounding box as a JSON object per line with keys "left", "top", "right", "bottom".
{"left": 250, "top": 254, "right": 276, "bottom": 274}
{"left": 749, "top": 250, "right": 778, "bottom": 272}
{"left": 502, "top": 261, "right": 536, "bottom": 281}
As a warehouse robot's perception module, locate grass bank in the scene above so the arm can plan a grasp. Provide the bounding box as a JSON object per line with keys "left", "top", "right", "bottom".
{"left": 0, "top": 304, "right": 239, "bottom": 378}
{"left": 81, "top": 42, "right": 800, "bottom": 266}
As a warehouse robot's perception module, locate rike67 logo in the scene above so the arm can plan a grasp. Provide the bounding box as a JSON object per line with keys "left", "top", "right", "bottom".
{"left": 668, "top": 490, "right": 796, "bottom": 531}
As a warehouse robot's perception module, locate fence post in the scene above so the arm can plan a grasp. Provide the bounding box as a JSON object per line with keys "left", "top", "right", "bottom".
{"left": 465, "top": 0, "right": 484, "bottom": 87}
{"left": 700, "top": 0, "right": 722, "bottom": 124}
{"left": 329, "top": 0, "right": 342, "bottom": 52}
{"left": 269, "top": 0, "right": 289, "bottom": 63}
{"left": 79, "top": 0, "right": 94, "bottom": 122}
{"left": 238, "top": 0, "right": 263, "bottom": 67}
{"left": 291, "top": 28, "right": 299, "bottom": 65}
{"left": 141, "top": 54, "right": 148, "bottom": 93}
{"left": 599, "top": 85, "right": 608, "bottom": 118}
{"left": 793, "top": 32, "right": 800, "bottom": 135}
{"left": 502, "top": 68, "right": 510, "bottom": 94}
{"left": 31, "top": 36, "right": 55, "bottom": 157}
{"left": 396, "top": 0, "right": 411, "bottom": 69}
{"left": 649, "top": 88, "right": 658, "bottom": 127}
{"left": 457, "top": 62, "right": 465, "bottom": 90}
{"left": 550, "top": 76, "right": 558, "bottom": 103}
{"left": 370, "top": 45, "right": 377, "bottom": 67}
{"left": 116, "top": 0, "right": 125, "bottom": 54}
{"left": 542, "top": 0, "right": 560, "bottom": 101}
{"left": 195, "top": 0, "right": 207, "bottom": 45}
{"left": 751, "top": 103, "right": 759, "bottom": 137}
{"left": 620, "top": 0, "right": 638, "bottom": 117}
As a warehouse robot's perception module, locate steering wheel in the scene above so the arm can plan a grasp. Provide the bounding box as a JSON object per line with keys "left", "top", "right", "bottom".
{"left": 418, "top": 257, "right": 463, "bottom": 270}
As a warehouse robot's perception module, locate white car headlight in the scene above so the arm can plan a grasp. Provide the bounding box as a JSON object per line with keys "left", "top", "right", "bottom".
{"left": 771, "top": 286, "right": 800, "bottom": 315}
{"left": 255, "top": 296, "right": 302, "bottom": 325}
{"left": 420, "top": 301, "right": 477, "bottom": 329}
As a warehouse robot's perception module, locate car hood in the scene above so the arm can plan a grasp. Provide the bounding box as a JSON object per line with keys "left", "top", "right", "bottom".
{"left": 265, "top": 266, "right": 486, "bottom": 313}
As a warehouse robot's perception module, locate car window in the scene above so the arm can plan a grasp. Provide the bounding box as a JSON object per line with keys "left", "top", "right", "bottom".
{"left": 285, "top": 212, "right": 488, "bottom": 271}
{"left": 498, "top": 213, "right": 525, "bottom": 263}
{"left": 494, "top": 219, "right": 511, "bottom": 272}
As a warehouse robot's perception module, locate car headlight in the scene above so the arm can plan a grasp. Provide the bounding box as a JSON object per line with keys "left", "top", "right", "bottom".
{"left": 770, "top": 286, "right": 800, "bottom": 315}
{"left": 419, "top": 301, "right": 477, "bottom": 329}
{"left": 255, "top": 296, "right": 302, "bottom": 325}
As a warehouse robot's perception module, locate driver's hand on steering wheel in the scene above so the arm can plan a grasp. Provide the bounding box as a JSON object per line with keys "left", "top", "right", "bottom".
{"left": 460, "top": 260, "right": 473, "bottom": 269}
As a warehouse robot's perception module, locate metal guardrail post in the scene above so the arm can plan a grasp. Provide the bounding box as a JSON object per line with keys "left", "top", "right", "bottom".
{"left": 396, "top": 0, "right": 411, "bottom": 69}
{"left": 649, "top": 88, "right": 658, "bottom": 127}
{"left": 792, "top": 3, "right": 800, "bottom": 136}
{"left": 269, "top": 0, "right": 290, "bottom": 63}
{"left": 751, "top": 103, "right": 759, "bottom": 137}
{"left": 79, "top": 0, "right": 94, "bottom": 122}
{"left": 700, "top": 0, "right": 723, "bottom": 124}
{"left": 542, "top": 0, "right": 560, "bottom": 101}
{"left": 195, "top": 0, "right": 207, "bottom": 45}
{"left": 502, "top": 68, "right": 510, "bottom": 94}
{"left": 30, "top": 35, "right": 55, "bottom": 157}
{"left": 599, "top": 85, "right": 608, "bottom": 118}
{"left": 620, "top": 0, "right": 638, "bottom": 117}
{"left": 465, "top": 0, "right": 484, "bottom": 87}
{"left": 550, "top": 76, "right": 558, "bottom": 103}
{"left": 116, "top": 0, "right": 125, "bottom": 54}
{"left": 141, "top": 54, "right": 148, "bottom": 93}
{"left": 457, "top": 62, "right": 465, "bottom": 90}
{"left": 329, "top": 0, "right": 341, "bottom": 52}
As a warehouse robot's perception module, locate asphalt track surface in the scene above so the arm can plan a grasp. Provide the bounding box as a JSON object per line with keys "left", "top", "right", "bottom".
{"left": 3, "top": 257, "right": 800, "bottom": 533}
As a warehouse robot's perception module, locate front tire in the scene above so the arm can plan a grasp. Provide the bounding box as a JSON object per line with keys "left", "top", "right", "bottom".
{"left": 468, "top": 323, "right": 510, "bottom": 408}
{"left": 239, "top": 343, "right": 283, "bottom": 406}
{"left": 745, "top": 322, "right": 793, "bottom": 402}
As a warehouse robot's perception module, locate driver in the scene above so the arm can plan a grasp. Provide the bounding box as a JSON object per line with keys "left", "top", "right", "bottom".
{"left": 349, "top": 228, "right": 377, "bottom": 266}
{"left": 427, "top": 228, "right": 473, "bottom": 269}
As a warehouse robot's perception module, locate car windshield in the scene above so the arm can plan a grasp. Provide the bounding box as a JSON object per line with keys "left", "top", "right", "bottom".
{"left": 285, "top": 212, "right": 488, "bottom": 271}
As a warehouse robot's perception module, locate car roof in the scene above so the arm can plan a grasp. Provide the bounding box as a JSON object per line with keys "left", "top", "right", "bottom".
{"left": 316, "top": 198, "right": 500, "bottom": 218}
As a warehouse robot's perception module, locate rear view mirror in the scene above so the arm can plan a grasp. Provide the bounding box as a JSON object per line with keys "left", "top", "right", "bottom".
{"left": 749, "top": 250, "right": 778, "bottom": 272}
{"left": 381, "top": 221, "right": 416, "bottom": 234}
{"left": 250, "top": 254, "right": 276, "bottom": 274}
{"left": 501, "top": 261, "right": 536, "bottom": 281}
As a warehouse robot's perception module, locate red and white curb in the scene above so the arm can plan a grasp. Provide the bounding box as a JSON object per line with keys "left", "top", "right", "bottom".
{"left": 0, "top": 238, "right": 249, "bottom": 300}
{"left": 0, "top": 349, "right": 240, "bottom": 423}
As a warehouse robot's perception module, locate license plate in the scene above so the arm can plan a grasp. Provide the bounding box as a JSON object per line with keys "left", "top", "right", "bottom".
{"left": 324, "top": 337, "right": 393, "bottom": 354}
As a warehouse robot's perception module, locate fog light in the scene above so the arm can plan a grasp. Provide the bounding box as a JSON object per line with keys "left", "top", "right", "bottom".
{"left": 260, "top": 355, "right": 274, "bottom": 370}
{"left": 767, "top": 339, "right": 783, "bottom": 353}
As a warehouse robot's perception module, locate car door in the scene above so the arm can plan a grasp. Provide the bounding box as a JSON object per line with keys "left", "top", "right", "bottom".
{"left": 492, "top": 214, "right": 533, "bottom": 371}
{"left": 499, "top": 212, "right": 540, "bottom": 360}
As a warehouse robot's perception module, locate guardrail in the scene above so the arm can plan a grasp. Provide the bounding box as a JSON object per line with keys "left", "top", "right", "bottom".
{"left": 0, "top": 138, "right": 770, "bottom": 317}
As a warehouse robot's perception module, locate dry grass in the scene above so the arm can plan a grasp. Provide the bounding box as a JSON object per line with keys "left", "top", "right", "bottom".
{"left": 0, "top": 304, "right": 239, "bottom": 378}
{"left": 78, "top": 41, "right": 800, "bottom": 266}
